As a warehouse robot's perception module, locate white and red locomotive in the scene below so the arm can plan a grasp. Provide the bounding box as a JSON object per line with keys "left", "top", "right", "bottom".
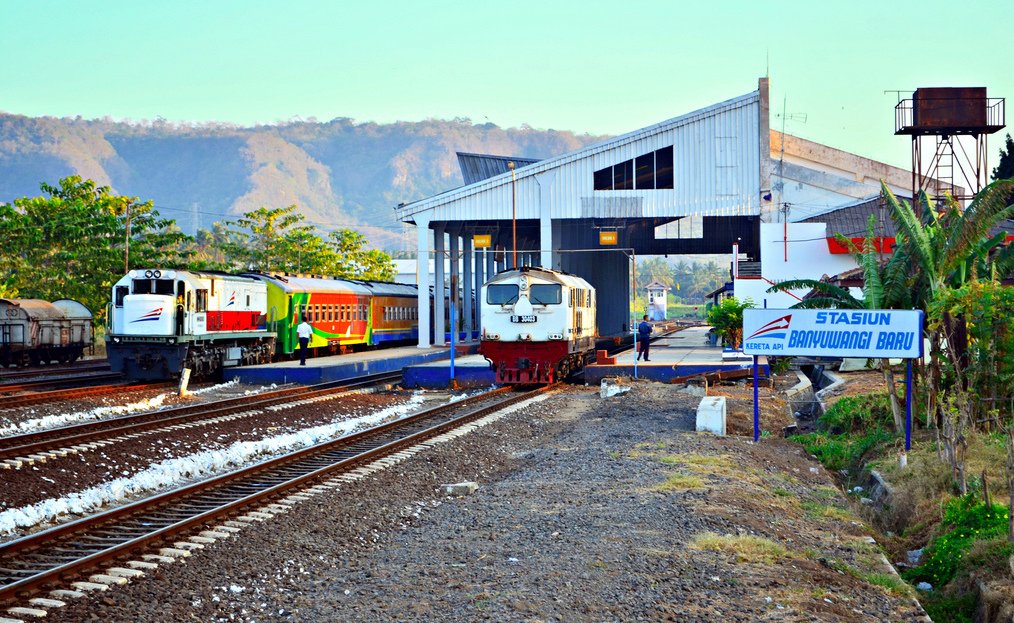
{"left": 479, "top": 267, "right": 597, "bottom": 384}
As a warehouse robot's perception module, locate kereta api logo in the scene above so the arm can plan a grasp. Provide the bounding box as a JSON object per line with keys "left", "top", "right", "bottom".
{"left": 131, "top": 307, "right": 164, "bottom": 323}
{"left": 746, "top": 314, "right": 791, "bottom": 340}
{"left": 227, "top": 292, "right": 236, "bottom": 306}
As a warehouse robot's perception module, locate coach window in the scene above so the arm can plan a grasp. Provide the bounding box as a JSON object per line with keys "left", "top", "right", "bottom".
{"left": 487, "top": 284, "right": 519, "bottom": 305}
{"left": 114, "top": 286, "right": 129, "bottom": 307}
{"left": 196, "top": 289, "right": 208, "bottom": 313}
{"left": 530, "top": 284, "right": 562, "bottom": 305}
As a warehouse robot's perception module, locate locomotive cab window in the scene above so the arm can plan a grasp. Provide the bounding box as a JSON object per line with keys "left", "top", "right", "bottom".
{"left": 115, "top": 286, "right": 129, "bottom": 307}
{"left": 155, "top": 279, "right": 174, "bottom": 295}
{"left": 530, "top": 284, "right": 561, "bottom": 306}
{"left": 132, "top": 279, "right": 152, "bottom": 294}
{"left": 487, "top": 284, "right": 519, "bottom": 305}
{"left": 196, "top": 289, "right": 208, "bottom": 312}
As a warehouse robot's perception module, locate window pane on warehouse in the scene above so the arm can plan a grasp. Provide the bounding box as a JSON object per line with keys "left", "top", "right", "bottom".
{"left": 635, "top": 153, "right": 654, "bottom": 189}
{"left": 613, "top": 159, "right": 633, "bottom": 190}
{"left": 487, "top": 284, "right": 519, "bottom": 305}
{"left": 593, "top": 167, "right": 613, "bottom": 190}
{"left": 655, "top": 146, "right": 674, "bottom": 189}
{"left": 530, "top": 284, "right": 562, "bottom": 305}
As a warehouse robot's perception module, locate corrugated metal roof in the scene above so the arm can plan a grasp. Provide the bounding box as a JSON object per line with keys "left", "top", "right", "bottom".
{"left": 396, "top": 88, "right": 762, "bottom": 223}
{"left": 457, "top": 153, "right": 541, "bottom": 185}
{"left": 801, "top": 195, "right": 1014, "bottom": 240}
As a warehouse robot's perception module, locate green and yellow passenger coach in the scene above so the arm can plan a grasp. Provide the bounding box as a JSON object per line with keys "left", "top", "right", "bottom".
{"left": 257, "top": 274, "right": 421, "bottom": 356}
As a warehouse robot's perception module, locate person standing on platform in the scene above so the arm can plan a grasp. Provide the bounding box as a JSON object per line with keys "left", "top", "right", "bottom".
{"left": 297, "top": 317, "right": 313, "bottom": 365}
{"left": 636, "top": 314, "right": 652, "bottom": 361}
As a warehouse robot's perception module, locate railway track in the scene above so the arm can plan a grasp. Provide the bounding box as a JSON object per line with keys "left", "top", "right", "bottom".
{"left": 0, "top": 384, "right": 549, "bottom": 608}
{"left": 0, "top": 361, "right": 111, "bottom": 385}
{"left": 0, "top": 371, "right": 403, "bottom": 464}
{"left": 0, "top": 378, "right": 162, "bottom": 411}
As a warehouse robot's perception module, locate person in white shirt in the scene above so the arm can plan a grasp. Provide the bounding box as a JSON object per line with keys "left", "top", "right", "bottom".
{"left": 296, "top": 318, "right": 313, "bottom": 365}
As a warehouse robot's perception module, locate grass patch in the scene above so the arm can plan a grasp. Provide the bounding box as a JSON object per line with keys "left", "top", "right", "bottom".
{"left": 800, "top": 500, "right": 854, "bottom": 522}
{"left": 653, "top": 473, "right": 705, "bottom": 491}
{"left": 773, "top": 487, "right": 792, "bottom": 497}
{"left": 690, "top": 532, "right": 789, "bottom": 563}
{"left": 860, "top": 572, "right": 913, "bottom": 597}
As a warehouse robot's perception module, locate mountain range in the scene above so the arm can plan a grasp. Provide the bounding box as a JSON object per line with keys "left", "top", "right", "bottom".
{"left": 0, "top": 113, "right": 606, "bottom": 250}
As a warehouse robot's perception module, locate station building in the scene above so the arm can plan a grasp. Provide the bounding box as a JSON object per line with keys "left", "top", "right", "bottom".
{"left": 394, "top": 78, "right": 919, "bottom": 347}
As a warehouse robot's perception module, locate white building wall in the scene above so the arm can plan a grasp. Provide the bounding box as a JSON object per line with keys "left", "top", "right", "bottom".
{"left": 733, "top": 223, "right": 859, "bottom": 309}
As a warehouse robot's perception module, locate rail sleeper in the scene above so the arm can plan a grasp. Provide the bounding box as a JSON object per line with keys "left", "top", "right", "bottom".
{"left": 7, "top": 607, "right": 47, "bottom": 618}
{"left": 27, "top": 598, "right": 65, "bottom": 608}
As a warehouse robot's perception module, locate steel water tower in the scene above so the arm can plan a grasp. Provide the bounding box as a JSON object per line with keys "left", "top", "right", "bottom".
{"left": 895, "top": 87, "right": 1005, "bottom": 209}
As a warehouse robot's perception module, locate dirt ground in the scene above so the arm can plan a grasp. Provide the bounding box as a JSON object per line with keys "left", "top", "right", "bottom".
{"left": 43, "top": 379, "right": 929, "bottom": 622}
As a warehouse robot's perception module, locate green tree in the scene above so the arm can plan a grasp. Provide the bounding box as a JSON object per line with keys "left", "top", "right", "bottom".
{"left": 705, "top": 296, "right": 753, "bottom": 349}
{"left": 0, "top": 176, "right": 188, "bottom": 326}
{"left": 992, "top": 133, "right": 1014, "bottom": 181}
{"left": 219, "top": 205, "right": 395, "bottom": 280}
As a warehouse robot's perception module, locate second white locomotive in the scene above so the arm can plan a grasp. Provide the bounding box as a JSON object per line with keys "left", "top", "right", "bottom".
{"left": 479, "top": 267, "right": 596, "bottom": 384}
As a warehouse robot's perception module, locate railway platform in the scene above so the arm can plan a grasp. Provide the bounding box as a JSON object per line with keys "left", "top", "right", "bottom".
{"left": 222, "top": 344, "right": 481, "bottom": 386}
{"left": 584, "top": 325, "right": 768, "bottom": 383}
{"left": 401, "top": 353, "right": 495, "bottom": 389}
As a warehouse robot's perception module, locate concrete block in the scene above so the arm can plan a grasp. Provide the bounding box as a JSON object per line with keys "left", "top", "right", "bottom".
{"left": 0, "top": 617, "right": 26, "bottom": 623}
{"left": 600, "top": 378, "right": 630, "bottom": 399}
{"left": 173, "top": 541, "right": 204, "bottom": 550}
{"left": 28, "top": 598, "right": 65, "bottom": 608}
{"left": 89, "top": 574, "right": 128, "bottom": 586}
{"left": 199, "top": 530, "right": 231, "bottom": 539}
{"left": 157, "top": 547, "right": 191, "bottom": 557}
{"left": 440, "top": 481, "right": 479, "bottom": 496}
{"left": 696, "top": 397, "right": 727, "bottom": 436}
{"left": 188, "top": 536, "right": 216, "bottom": 544}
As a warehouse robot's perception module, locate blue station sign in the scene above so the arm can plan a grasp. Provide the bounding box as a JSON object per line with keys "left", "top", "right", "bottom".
{"left": 742, "top": 309, "right": 923, "bottom": 358}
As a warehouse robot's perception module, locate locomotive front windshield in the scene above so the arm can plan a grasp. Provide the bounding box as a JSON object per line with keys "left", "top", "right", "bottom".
{"left": 529, "top": 284, "right": 562, "bottom": 305}
{"left": 486, "top": 284, "right": 519, "bottom": 305}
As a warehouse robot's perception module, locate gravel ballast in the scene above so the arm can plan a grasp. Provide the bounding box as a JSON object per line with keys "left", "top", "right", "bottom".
{"left": 43, "top": 382, "right": 926, "bottom": 622}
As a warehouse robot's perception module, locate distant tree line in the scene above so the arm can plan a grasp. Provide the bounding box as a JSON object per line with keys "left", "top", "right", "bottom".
{"left": 0, "top": 176, "right": 395, "bottom": 327}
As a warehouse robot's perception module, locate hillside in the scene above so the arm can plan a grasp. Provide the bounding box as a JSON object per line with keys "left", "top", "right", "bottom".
{"left": 0, "top": 113, "right": 606, "bottom": 249}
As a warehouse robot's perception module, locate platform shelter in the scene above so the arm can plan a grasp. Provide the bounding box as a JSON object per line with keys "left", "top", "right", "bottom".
{"left": 395, "top": 78, "right": 920, "bottom": 348}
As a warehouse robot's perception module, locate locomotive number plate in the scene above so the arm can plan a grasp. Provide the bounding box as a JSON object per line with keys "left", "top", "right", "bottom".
{"left": 510, "top": 315, "right": 537, "bottom": 323}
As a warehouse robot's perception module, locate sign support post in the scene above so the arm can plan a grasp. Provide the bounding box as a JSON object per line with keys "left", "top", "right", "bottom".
{"left": 752, "top": 355, "right": 760, "bottom": 442}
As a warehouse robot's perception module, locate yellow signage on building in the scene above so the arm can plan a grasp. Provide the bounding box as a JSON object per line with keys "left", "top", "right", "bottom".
{"left": 474, "top": 234, "right": 492, "bottom": 248}
{"left": 599, "top": 231, "right": 618, "bottom": 245}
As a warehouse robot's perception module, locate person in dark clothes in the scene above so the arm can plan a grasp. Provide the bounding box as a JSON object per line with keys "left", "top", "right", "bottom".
{"left": 297, "top": 318, "right": 312, "bottom": 365}
{"left": 636, "top": 314, "right": 652, "bottom": 361}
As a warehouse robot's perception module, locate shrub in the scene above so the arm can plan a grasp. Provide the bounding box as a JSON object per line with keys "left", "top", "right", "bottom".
{"left": 903, "top": 495, "right": 1010, "bottom": 588}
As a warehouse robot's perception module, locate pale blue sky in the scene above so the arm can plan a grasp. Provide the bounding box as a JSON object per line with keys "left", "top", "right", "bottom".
{"left": 2, "top": 0, "right": 1011, "bottom": 171}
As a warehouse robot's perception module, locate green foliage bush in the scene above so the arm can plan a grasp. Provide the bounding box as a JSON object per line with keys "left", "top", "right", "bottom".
{"left": 903, "top": 495, "right": 1011, "bottom": 588}
{"left": 790, "top": 392, "right": 896, "bottom": 473}
{"left": 821, "top": 393, "right": 895, "bottom": 434}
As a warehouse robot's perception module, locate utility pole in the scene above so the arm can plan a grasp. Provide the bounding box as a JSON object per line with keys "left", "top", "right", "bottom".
{"left": 508, "top": 161, "right": 517, "bottom": 268}
{"left": 124, "top": 203, "right": 131, "bottom": 274}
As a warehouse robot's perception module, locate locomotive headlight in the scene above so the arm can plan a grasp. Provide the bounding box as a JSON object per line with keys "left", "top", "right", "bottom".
{"left": 144, "top": 270, "right": 154, "bottom": 278}
{"left": 519, "top": 278, "right": 528, "bottom": 291}
{"left": 152, "top": 270, "right": 162, "bottom": 278}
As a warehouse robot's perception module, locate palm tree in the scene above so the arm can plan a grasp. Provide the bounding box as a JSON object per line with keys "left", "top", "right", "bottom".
{"left": 883, "top": 179, "right": 1014, "bottom": 428}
